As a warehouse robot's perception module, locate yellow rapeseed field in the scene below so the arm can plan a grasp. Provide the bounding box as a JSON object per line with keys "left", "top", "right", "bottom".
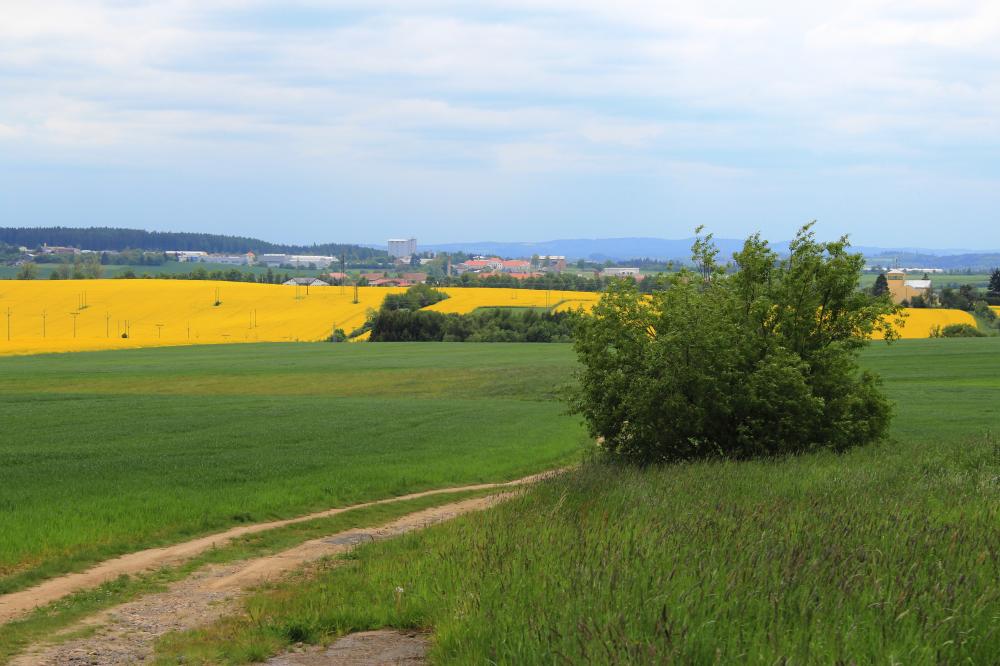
{"left": 0, "top": 282, "right": 601, "bottom": 356}
{"left": 423, "top": 288, "right": 600, "bottom": 314}
{"left": 0, "top": 280, "right": 405, "bottom": 356}
{"left": 0, "top": 281, "right": 977, "bottom": 356}
{"left": 877, "top": 308, "right": 978, "bottom": 339}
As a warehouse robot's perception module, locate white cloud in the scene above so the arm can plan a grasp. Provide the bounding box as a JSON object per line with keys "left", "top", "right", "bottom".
{"left": 0, "top": 1, "right": 997, "bottom": 174}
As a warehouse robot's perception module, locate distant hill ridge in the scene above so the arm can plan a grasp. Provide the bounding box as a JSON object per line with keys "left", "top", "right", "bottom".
{"left": 422, "top": 237, "right": 1000, "bottom": 269}
{"left": 0, "top": 227, "right": 385, "bottom": 260}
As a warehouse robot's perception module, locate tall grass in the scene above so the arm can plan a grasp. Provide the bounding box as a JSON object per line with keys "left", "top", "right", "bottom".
{"left": 159, "top": 435, "right": 999, "bottom": 664}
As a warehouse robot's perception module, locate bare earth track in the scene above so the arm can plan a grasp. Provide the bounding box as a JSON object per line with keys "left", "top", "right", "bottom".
{"left": 0, "top": 471, "right": 554, "bottom": 625}
{"left": 3, "top": 472, "right": 559, "bottom": 665}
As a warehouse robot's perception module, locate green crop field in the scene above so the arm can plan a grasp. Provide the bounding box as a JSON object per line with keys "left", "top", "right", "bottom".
{"left": 159, "top": 338, "right": 1000, "bottom": 664}
{"left": 859, "top": 272, "right": 993, "bottom": 290}
{"left": 0, "top": 343, "right": 587, "bottom": 595}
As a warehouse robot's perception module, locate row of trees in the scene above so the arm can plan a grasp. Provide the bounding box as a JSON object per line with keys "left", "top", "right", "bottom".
{"left": 0, "top": 226, "right": 386, "bottom": 260}
{"left": 368, "top": 307, "right": 579, "bottom": 342}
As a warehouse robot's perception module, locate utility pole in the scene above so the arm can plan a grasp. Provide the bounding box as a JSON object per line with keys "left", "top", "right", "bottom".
{"left": 42, "top": 310, "right": 46, "bottom": 338}
{"left": 340, "top": 253, "right": 346, "bottom": 295}
{"left": 156, "top": 323, "right": 164, "bottom": 339}
{"left": 69, "top": 312, "right": 79, "bottom": 338}
{"left": 353, "top": 281, "right": 359, "bottom": 304}
{"left": 106, "top": 313, "right": 110, "bottom": 338}
{"left": 6, "top": 307, "right": 11, "bottom": 341}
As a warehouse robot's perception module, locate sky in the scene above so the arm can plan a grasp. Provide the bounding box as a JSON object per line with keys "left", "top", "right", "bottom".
{"left": 1, "top": 1, "right": 999, "bottom": 248}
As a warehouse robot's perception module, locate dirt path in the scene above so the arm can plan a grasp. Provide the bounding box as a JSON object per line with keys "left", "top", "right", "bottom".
{"left": 10, "top": 493, "right": 507, "bottom": 665}
{"left": 0, "top": 471, "right": 554, "bottom": 626}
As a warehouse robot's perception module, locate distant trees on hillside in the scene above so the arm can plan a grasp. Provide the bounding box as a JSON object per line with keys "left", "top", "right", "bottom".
{"left": 0, "top": 226, "right": 385, "bottom": 261}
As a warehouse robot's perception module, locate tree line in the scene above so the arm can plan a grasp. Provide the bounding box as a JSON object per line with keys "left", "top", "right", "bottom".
{"left": 0, "top": 226, "right": 386, "bottom": 260}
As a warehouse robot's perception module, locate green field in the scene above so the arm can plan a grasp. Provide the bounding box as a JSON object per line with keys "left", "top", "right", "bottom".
{"left": 159, "top": 338, "right": 1000, "bottom": 664}
{"left": 859, "top": 272, "right": 993, "bottom": 290}
{"left": 0, "top": 343, "right": 587, "bottom": 594}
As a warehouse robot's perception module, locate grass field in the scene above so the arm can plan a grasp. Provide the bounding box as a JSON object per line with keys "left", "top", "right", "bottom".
{"left": 159, "top": 338, "right": 1000, "bottom": 664}
{"left": 859, "top": 272, "right": 993, "bottom": 289}
{"left": 0, "top": 343, "right": 587, "bottom": 595}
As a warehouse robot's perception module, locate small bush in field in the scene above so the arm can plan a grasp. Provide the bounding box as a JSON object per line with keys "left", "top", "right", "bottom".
{"left": 940, "top": 323, "right": 985, "bottom": 337}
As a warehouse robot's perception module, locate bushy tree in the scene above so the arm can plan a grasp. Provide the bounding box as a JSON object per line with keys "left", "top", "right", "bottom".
{"left": 15, "top": 262, "right": 37, "bottom": 280}
{"left": 872, "top": 272, "right": 889, "bottom": 296}
{"left": 989, "top": 268, "right": 1000, "bottom": 295}
{"left": 571, "top": 225, "right": 902, "bottom": 464}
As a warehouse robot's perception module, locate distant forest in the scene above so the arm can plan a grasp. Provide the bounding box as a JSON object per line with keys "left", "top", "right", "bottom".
{"left": 0, "top": 227, "right": 386, "bottom": 260}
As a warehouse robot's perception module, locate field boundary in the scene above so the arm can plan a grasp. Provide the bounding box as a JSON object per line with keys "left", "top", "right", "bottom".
{"left": 0, "top": 469, "right": 562, "bottom": 626}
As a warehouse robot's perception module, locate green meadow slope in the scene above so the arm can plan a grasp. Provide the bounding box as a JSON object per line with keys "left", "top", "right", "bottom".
{"left": 158, "top": 338, "right": 1000, "bottom": 664}
{"left": 0, "top": 343, "right": 586, "bottom": 595}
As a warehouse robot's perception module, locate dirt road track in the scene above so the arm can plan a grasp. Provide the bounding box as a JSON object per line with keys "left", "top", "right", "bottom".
{"left": 9, "top": 492, "right": 509, "bottom": 665}
{"left": 0, "top": 470, "right": 554, "bottom": 626}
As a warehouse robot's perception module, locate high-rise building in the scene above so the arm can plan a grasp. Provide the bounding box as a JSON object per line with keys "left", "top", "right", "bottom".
{"left": 387, "top": 238, "right": 417, "bottom": 258}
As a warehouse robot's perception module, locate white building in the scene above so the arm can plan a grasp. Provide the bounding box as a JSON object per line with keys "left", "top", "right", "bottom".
{"left": 200, "top": 252, "right": 255, "bottom": 266}
{"left": 166, "top": 251, "right": 208, "bottom": 262}
{"left": 258, "top": 253, "right": 289, "bottom": 267}
{"left": 388, "top": 238, "right": 417, "bottom": 258}
{"left": 258, "top": 254, "right": 335, "bottom": 268}
{"left": 288, "top": 255, "right": 334, "bottom": 268}
{"left": 602, "top": 267, "right": 641, "bottom": 278}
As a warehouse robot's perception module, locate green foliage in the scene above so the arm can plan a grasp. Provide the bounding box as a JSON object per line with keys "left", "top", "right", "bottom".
{"left": 573, "top": 225, "right": 902, "bottom": 463}
{"left": 379, "top": 284, "right": 449, "bottom": 311}
{"left": 973, "top": 300, "right": 996, "bottom": 322}
{"left": 940, "top": 323, "right": 986, "bottom": 338}
{"left": 327, "top": 328, "right": 348, "bottom": 342}
{"left": 0, "top": 226, "right": 385, "bottom": 260}
{"left": 370, "top": 308, "right": 578, "bottom": 342}
{"left": 990, "top": 267, "right": 1000, "bottom": 295}
{"left": 938, "top": 284, "right": 978, "bottom": 310}
{"left": 431, "top": 271, "right": 607, "bottom": 292}
{"left": 0, "top": 343, "right": 585, "bottom": 594}
{"left": 14, "top": 262, "right": 37, "bottom": 280}
{"left": 157, "top": 338, "right": 1000, "bottom": 664}
{"left": 871, "top": 272, "right": 889, "bottom": 296}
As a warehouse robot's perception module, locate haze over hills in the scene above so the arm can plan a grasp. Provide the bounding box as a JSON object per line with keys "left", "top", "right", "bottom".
{"left": 421, "top": 238, "right": 1000, "bottom": 269}
{"left": 3, "top": 227, "right": 999, "bottom": 270}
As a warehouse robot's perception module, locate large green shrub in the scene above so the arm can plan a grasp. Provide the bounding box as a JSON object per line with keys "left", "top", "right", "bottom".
{"left": 572, "top": 225, "right": 902, "bottom": 463}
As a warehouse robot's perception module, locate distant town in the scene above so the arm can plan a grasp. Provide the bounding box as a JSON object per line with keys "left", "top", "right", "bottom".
{"left": 1, "top": 230, "right": 998, "bottom": 306}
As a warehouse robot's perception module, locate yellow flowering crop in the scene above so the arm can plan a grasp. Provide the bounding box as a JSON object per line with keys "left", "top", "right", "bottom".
{"left": 874, "top": 308, "right": 978, "bottom": 339}
{"left": 0, "top": 281, "right": 968, "bottom": 357}
{"left": 423, "top": 288, "right": 600, "bottom": 314}
{"left": 0, "top": 280, "right": 404, "bottom": 356}
{"left": 0, "top": 282, "right": 601, "bottom": 356}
